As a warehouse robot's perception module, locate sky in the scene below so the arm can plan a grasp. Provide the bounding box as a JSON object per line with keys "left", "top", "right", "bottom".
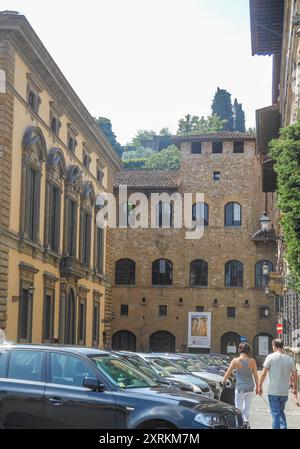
{"left": 0, "top": 0, "right": 272, "bottom": 144}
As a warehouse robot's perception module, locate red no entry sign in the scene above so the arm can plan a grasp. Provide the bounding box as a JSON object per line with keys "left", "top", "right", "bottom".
{"left": 277, "top": 323, "right": 283, "bottom": 334}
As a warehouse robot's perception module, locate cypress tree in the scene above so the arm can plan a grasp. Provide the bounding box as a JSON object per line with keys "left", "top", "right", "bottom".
{"left": 233, "top": 99, "right": 246, "bottom": 132}
{"left": 211, "top": 87, "right": 234, "bottom": 131}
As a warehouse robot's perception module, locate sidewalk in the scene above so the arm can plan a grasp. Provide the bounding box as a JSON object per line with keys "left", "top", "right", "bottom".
{"left": 249, "top": 375, "right": 300, "bottom": 429}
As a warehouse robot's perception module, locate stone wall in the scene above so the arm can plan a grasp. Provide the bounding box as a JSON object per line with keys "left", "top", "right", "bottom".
{"left": 0, "top": 35, "right": 15, "bottom": 328}
{"left": 111, "top": 139, "right": 278, "bottom": 353}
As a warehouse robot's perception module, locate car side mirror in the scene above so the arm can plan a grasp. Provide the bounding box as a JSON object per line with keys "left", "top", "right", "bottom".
{"left": 83, "top": 377, "right": 105, "bottom": 392}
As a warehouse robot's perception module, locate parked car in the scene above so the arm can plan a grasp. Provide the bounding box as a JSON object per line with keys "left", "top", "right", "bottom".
{"left": 144, "top": 354, "right": 223, "bottom": 400}
{"left": 117, "top": 351, "right": 214, "bottom": 399}
{"left": 0, "top": 344, "right": 244, "bottom": 429}
{"left": 187, "top": 354, "right": 236, "bottom": 383}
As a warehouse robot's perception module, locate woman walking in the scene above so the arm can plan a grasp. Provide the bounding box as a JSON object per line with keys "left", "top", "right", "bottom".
{"left": 223, "top": 342, "right": 259, "bottom": 428}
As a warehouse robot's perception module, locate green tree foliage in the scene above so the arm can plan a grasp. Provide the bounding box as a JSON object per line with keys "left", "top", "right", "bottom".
{"left": 247, "top": 127, "right": 256, "bottom": 137}
{"left": 122, "top": 147, "right": 154, "bottom": 161}
{"left": 144, "top": 145, "right": 181, "bottom": 169}
{"left": 130, "top": 129, "right": 156, "bottom": 147}
{"left": 95, "top": 117, "right": 123, "bottom": 157}
{"left": 177, "top": 113, "right": 226, "bottom": 135}
{"left": 269, "top": 121, "right": 300, "bottom": 293}
{"left": 233, "top": 99, "right": 246, "bottom": 132}
{"left": 211, "top": 87, "right": 234, "bottom": 131}
{"left": 123, "top": 158, "right": 149, "bottom": 169}
{"left": 159, "top": 127, "right": 172, "bottom": 136}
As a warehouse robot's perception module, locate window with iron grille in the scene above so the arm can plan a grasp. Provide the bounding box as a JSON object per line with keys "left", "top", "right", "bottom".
{"left": 120, "top": 305, "right": 129, "bottom": 316}
{"left": 259, "top": 307, "right": 269, "bottom": 320}
{"left": 196, "top": 306, "right": 204, "bottom": 312}
{"left": 159, "top": 305, "right": 167, "bottom": 316}
{"left": 227, "top": 307, "right": 236, "bottom": 319}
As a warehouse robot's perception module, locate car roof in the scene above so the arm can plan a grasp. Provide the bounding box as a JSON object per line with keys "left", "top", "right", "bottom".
{"left": 0, "top": 343, "right": 111, "bottom": 357}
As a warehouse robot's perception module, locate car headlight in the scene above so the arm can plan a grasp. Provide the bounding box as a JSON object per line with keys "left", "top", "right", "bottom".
{"left": 194, "top": 413, "right": 224, "bottom": 427}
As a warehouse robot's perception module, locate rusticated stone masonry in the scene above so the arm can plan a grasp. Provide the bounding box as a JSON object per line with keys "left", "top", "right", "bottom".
{"left": 0, "top": 35, "right": 15, "bottom": 328}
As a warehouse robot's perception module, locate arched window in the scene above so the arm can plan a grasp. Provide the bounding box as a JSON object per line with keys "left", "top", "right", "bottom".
{"left": 65, "top": 165, "right": 82, "bottom": 258}
{"left": 21, "top": 127, "right": 47, "bottom": 242}
{"left": 225, "top": 260, "right": 243, "bottom": 287}
{"left": 156, "top": 202, "right": 173, "bottom": 228}
{"left": 225, "top": 202, "right": 241, "bottom": 226}
{"left": 192, "top": 203, "right": 209, "bottom": 226}
{"left": 152, "top": 259, "right": 173, "bottom": 286}
{"left": 45, "top": 148, "right": 66, "bottom": 253}
{"left": 115, "top": 259, "right": 135, "bottom": 285}
{"left": 255, "top": 260, "right": 273, "bottom": 288}
{"left": 190, "top": 260, "right": 208, "bottom": 286}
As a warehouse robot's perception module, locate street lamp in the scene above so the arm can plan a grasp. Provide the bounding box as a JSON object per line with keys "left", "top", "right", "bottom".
{"left": 262, "top": 262, "right": 269, "bottom": 276}
{"left": 260, "top": 212, "right": 271, "bottom": 232}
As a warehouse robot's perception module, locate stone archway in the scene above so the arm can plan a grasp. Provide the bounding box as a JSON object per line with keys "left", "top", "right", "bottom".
{"left": 220, "top": 332, "right": 241, "bottom": 355}
{"left": 112, "top": 330, "right": 136, "bottom": 352}
{"left": 149, "top": 331, "right": 176, "bottom": 353}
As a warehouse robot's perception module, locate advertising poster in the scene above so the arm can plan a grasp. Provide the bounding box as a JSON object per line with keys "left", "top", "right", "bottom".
{"left": 188, "top": 312, "right": 211, "bottom": 348}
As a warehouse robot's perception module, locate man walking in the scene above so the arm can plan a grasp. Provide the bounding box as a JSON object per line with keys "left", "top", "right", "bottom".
{"left": 259, "top": 339, "right": 297, "bottom": 429}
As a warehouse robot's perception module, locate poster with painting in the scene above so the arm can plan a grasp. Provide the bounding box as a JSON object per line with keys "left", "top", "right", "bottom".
{"left": 188, "top": 312, "right": 211, "bottom": 348}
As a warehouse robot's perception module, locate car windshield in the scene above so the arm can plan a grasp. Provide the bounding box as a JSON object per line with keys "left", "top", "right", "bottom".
{"left": 145, "top": 359, "right": 171, "bottom": 376}
{"left": 172, "top": 358, "right": 201, "bottom": 372}
{"left": 125, "top": 357, "right": 161, "bottom": 380}
{"left": 183, "top": 358, "right": 208, "bottom": 370}
{"left": 201, "top": 355, "right": 223, "bottom": 366}
{"left": 148, "top": 358, "right": 187, "bottom": 375}
{"left": 90, "top": 356, "right": 157, "bottom": 389}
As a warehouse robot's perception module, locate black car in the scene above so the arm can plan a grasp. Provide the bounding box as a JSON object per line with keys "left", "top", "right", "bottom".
{"left": 0, "top": 344, "right": 244, "bottom": 429}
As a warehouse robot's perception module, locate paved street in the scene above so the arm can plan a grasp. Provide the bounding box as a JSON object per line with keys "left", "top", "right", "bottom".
{"left": 249, "top": 374, "right": 300, "bottom": 429}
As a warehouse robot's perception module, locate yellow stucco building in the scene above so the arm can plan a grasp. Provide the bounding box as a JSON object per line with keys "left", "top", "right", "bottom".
{"left": 0, "top": 11, "right": 122, "bottom": 347}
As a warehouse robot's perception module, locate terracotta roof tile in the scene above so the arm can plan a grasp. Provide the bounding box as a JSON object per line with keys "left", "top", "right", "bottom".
{"left": 113, "top": 170, "right": 180, "bottom": 189}
{"left": 172, "top": 131, "right": 256, "bottom": 142}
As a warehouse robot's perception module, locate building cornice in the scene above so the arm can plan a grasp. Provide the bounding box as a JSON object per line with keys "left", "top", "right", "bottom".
{"left": 0, "top": 12, "right": 123, "bottom": 173}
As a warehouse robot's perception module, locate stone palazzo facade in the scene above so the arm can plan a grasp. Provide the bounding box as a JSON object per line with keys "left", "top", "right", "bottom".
{"left": 111, "top": 133, "right": 277, "bottom": 358}
{"left": 0, "top": 12, "right": 122, "bottom": 347}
